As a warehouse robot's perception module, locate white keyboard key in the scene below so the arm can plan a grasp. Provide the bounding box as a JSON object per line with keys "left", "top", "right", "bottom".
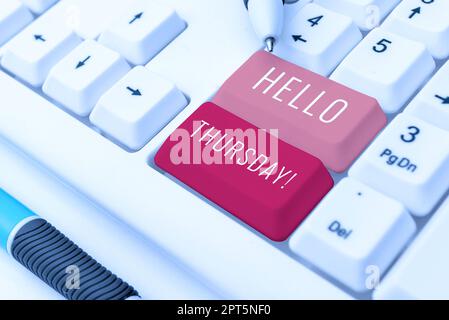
{"left": 20, "top": 0, "right": 58, "bottom": 14}
{"left": 349, "top": 114, "right": 449, "bottom": 216}
{"left": 290, "top": 178, "right": 415, "bottom": 292}
{"left": 314, "top": 0, "right": 400, "bottom": 31}
{"left": 275, "top": 3, "right": 362, "bottom": 76}
{"left": 283, "top": 0, "right": 312, "bottom": 24}
{"left": 375, "top": 197, "right": 449, "bottom": 299}
{"left": 331, "top": 28, "right": 435, "bottom": 113}
{"left": 43, "top": 40, "right": 130, "bottom": 116}
{"left": 407, "top": 61, "right": 449, "bottom": 131}
{"left": 99, "top": 0, "right": 186, "bottom": 65}
{"left": 90, "top": 66, "right": 188, "bottom": 150}
{"left": 0, "top": 0, "right": 33, "bottom": 47}
{"left": 1, "top": 14, "right": 82, "bottom": 87}
{"left": 383, "top": 0, "right": 449, "bottom": 60}
{"left": 41, "top": 0, "right": 132, "bottom": 40}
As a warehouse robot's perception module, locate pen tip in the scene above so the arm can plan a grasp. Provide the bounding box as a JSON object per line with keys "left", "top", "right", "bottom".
{"left": 265, "top": 37, "right": 275, "bottom": 53}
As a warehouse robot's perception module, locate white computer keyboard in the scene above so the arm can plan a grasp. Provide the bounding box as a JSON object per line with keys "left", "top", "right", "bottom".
{"left": 1, "top": 0, "right": 449, "bottom": 299}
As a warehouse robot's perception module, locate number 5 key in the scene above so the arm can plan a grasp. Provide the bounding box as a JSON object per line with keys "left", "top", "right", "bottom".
{"left": 331, "top": 28, "right": 435, "bottom": 114}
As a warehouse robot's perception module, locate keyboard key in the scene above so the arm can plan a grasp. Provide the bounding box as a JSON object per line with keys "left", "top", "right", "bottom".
{"left": 0, "top": 0, "right": 33, "bottom": 47}
{"left": 213, "top": 50, "right": 386, "bottom": 173}
{"left": 1, "top": 14, "right": 82, "bottom": 87}
{"left": 314, "top": 0, "right": 400, "bottom": 31}
{"left": 275, "top": 3, "right": 362, "bottom": 76}
{"left": 374, "top": 196, "right": 449, "bottom": 299}
{"left": 283, "top": 0, "right": 312, "bottom": 24}
{"left": 43, "top": 40, "right": 130, "bottom": 116}
{"left": 99, "top": 0, "right": 186, "bottom": 65}
{"left": 90, "top": 66, "right": 188, "bottom": 150}
{"left": 349, "top": 114, "right": 449, "bottom": 216}
{"left": 407, "top": 61, "right": 449, "bottom": 131}
{"left": 331, "top": 28, "right": 435, "bottom": 113}
{"left": 39, "top": 0, "right": 132, "bottom": 40}
{"left": 155, "top": 102, "right": 333, "bottom": 241}
{"left": 20, "top": 0, "right": 58, "bottom": 14}
{"left": 383, "top": 0, "right": 449, "bottom": 60}
{"left": 289, "top": 178, "right": 415, "bottom": 292}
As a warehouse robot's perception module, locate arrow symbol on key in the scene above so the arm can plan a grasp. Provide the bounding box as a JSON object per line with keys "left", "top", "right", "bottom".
{"left": 129, "top": 12, "right": 143, "bottom": 24}
{"left": 435, "top": 94, "right": 449, "bottom": 104}
{"left": 409, "top": 7, "right": 421, "bottom": 19}
{"left": 126, "top": 86, "right": 142, "bottom": 96}
{"left": 34, "top": 34, "right": 46, "bottom": 42}
{"left": 75, "top": 56, "right": 91, "bottom": 69}
{"left": 292, "top": 35, "right": 307, "bottom": 43}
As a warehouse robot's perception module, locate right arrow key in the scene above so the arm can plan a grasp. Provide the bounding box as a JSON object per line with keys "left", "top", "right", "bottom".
{"left": 407, "top": 60, "right": 449, "bottom": 132}
{"left": 90, "top": 66, "right": 188, "bottom": 151}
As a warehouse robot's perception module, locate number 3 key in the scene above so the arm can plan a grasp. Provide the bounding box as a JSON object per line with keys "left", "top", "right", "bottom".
{"left": 349, "top": 114, "right": 449, "bottom": 216}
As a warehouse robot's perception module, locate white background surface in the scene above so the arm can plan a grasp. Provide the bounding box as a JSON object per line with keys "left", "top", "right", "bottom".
{"left": 0, "top": 137, "right": 217, "bottom": 299}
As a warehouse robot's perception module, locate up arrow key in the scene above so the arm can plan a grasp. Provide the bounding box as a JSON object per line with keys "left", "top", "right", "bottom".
{"left": 409, "top": 7, "right": 421, "bottom": 19}
{"left": 126, "top": 86, "right": 142, "bottom": 96}
{"left": 129, "top": 12, "right": 143, "bottom": 24}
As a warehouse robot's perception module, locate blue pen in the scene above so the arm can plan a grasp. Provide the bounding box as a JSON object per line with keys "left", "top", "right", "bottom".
{"left": 0, "top": 189, "right": 140, "bottom": 300}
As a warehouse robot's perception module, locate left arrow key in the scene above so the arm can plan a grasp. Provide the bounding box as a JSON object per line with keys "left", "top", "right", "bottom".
{"left": 1, "top": 12, "right": 82, "bottom": 87}
{"left": 33, "top": 34, "right": 46, "bottom": 42}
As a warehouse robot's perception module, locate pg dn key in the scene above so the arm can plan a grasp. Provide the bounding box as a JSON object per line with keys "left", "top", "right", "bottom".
{"left": 350, "top": 114, "right": 449, "bottom": 216}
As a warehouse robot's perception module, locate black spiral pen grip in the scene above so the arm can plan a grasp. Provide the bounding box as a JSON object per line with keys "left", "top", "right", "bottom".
{"left": 10, "top": 218, "right": 139, "bottom": 300}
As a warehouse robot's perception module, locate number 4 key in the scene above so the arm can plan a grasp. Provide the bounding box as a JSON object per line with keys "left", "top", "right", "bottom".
{"left": 275, "top": 3, "right": 362, "bottom": 76}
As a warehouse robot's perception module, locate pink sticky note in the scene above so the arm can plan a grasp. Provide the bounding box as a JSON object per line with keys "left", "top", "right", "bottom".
{"left": 155, "top": 102, "right": 333, "bottom": 241}
{"left": 213, "top": 50, "right": 386, "bottom": 172}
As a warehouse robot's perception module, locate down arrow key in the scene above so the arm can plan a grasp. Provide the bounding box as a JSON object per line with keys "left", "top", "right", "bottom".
{"left": 75, "top": 56, "right": 91, "bottom": 69}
